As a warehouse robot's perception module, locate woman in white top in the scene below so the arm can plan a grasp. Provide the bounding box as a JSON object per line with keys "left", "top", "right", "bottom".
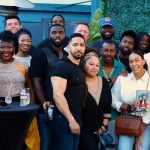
{"left": 14, "top": 28, "right": 32, "bottom": 68}
{"left": 112, "top": 50, "right": 150, "bottom": 150}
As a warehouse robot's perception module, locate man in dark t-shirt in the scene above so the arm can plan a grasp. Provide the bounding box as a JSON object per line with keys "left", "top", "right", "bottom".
{"left": 46, "top": 33, "right": 86, "bottom": 150}
{"left": 29, "top": 24, "right": 67, "bottom": 150}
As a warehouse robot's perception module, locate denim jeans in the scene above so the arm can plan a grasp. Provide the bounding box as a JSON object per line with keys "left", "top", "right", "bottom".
{"left": 118, "top": 124, "right": 150, "bottom": 150}
{"left": 37, "top": 113, "right": 53, "bottom": 150}
{"left": 51, "top": 114, "right": 81, "bottom": 150}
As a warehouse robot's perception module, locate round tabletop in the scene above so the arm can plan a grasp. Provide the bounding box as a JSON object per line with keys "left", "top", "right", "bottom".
{"left": 0, "top": 102, "right": 39, "bottom": 113}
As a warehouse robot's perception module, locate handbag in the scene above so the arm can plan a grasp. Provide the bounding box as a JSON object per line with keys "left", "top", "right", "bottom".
{"left": 99, "top": 130, "right": 113, "bottom": 147}
{"left": 115, "top": 115, "right": 142, "bottom": 136}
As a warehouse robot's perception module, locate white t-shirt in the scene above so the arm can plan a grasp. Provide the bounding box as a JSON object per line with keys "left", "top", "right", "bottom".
{"left": 14, "top": 55, "right": 32, "bottom": 69}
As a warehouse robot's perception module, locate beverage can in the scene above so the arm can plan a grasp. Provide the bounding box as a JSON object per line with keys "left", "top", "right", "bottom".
{"left": 48, "top": 106, "right": 53, "bottom": 120}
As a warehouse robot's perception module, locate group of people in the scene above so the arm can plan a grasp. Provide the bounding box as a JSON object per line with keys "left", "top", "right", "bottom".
{"left": 0, "top": 13, "right": 150, "bottom": 150}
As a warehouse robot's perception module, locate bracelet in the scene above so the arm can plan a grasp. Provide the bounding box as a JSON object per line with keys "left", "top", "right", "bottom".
{"left": 68, "top": 117, "right": 75, "bottom": 123}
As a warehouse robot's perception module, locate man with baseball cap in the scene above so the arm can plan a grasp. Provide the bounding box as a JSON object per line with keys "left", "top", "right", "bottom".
{"left": 90, "top": 17, "right": 119, "bottom": 54}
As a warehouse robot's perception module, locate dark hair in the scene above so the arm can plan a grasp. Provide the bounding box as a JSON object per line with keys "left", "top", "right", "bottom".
{"left": 48, "top": 24, "right": 65, "bottom": 34}
{"left": 84, "top": 46, "right": 100, "bottom": 56}
{"left": 16, "top": 28, "right": 32, "bottom": 39}
{"left": 0, "top": 30, "right": 18, "bottom": 52}
{"left": 102, "top": 39, "right": 116, "bottom": 48}
{"left": 137, "top": 31, "right": 150, "bottom": 54}
{"left": 129, "top": 50, "right": 148, "bottom": 71}
{"left": 75, "top": 22, "right": 90, "bottom": 30}
{"left": 4, "top": 15, "right": 21, "bottom": 26}
{"left": 50, "top": 14, "right": 65, "bottom": 24}
{"left": 68, "top": 33, "right": 85, "bottom": 44}
{"left": 120, "top": 30, "right": 137, "bottom": 49}
{"left": 80, "top": 46, "right": 99, "bottom": 74}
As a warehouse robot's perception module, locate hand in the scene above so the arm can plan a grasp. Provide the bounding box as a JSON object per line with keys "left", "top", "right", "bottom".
{"left": 120, "top": 68, "right": 128, "bottom": 77}
{"left": 43, "top": 101, "right": 51, "bottom": 110}
{"left": 133, "top": 99, "right": 140, "bottom": 107}
{"left": 94, "top": 126, "right": 106, "bottom": 136}
{"left": 69, "top": 119, "right": 80, "bottom": 135}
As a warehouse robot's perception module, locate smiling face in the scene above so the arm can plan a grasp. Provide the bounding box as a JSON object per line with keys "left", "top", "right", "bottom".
{"left": 84, "top": 55, "right": 99, "bottom": 77}
{"left": 5, "top": 19, "right": 22, "bottom": 34}
{"left": 0, "top": 41, "right": 15, "bottom": 63}
{"left": 129, "top": 53, "right": 145, "bottom": 75}
{"left": 18, "top": 34, "right": 31, "bottom": 53}
{"left": 139, "top": 34, "right": 149, "bottom": 52}
{"left": 101, "top": 25, "right": 114, "bottom": 40}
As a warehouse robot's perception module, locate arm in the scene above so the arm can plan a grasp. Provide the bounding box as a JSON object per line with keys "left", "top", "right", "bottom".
{"left": 32, "top": 77, "right": 47, "bottom": 104}
{"left": 111, "top": 76, "right": 127, "bottom": 111}
{"left": 25, "top": 71, "right": 35, "bottom": 103}
{"left": 51, "top": 76, "right": 80, "bottom": 135}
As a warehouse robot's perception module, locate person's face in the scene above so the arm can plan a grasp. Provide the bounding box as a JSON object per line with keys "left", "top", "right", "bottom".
{"left": 139, "top": 35, "right": 149, "bottom": 52}
{"left": 0, "top": 41, "right": 15, "bottom": 62}
{"left": 74, "top": 24, "right": 90, "bottom": 42}
{"left": 119, "top": 36, "right": 134, "bottom": 55}
{"left": 68, "top": 37, "right": 85, "bottom": 60}
{"left": 101, "top": 43, "right": 116, "bottom": 63}
{"left": 84, "top": 56, "right": 99, "bottom": 77}
{"left": 49, "top": 26, "right": 65, "bottom": 47}
{"left": 5, "top": 19, "right": 22, "bottom": 33}
{"left": 129, "top": 53, "right": 145, "bottom": 75}
{"left": 101, "top": 25, "right": 114, "bottom": 40}
{"left": 51, "top": 16, "right": 64, "bottom": 26}
{"left": 18, "top": 34, "right": 31, "bottom": 53}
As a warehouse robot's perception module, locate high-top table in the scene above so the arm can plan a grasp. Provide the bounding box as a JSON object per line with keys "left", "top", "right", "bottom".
{"left": 0, "top": 102, "right": 39, "bottom": 150}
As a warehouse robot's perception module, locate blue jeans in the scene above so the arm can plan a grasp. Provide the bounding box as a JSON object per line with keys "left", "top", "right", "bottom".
{"left": 37, "top": 113, "right": 53, "bottom": 150}
{"left": 51, "top": 114, "right": 81, "bottom": 150}
{"left": 118, "top": 124, "right": 150, "bottom": 150}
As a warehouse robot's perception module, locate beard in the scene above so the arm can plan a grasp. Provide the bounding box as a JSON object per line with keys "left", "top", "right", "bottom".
{"left": 50, "top": 38, "right": 64, "bottom": 47}
{"left": 101, "top": 31, "right": 114, "bottom": 40}
{"left": 70, "top": 51, "right": 84, "bottom": 60}
{"left": 120, "top": 47, "right": 132, "bottom": 56}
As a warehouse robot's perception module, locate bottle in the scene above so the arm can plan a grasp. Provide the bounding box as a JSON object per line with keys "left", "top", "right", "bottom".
{"left": 26, "top": 88, "right": 30, "bottom": 105}
{"left": 20, "top": 89, "right": 27, "bottom": 106}
{"left": 47, "top": 106, "right": 54, "bottom": 120}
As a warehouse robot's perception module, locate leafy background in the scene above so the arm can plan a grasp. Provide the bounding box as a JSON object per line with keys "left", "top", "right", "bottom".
{"left": 89, "top": 0, "right": 150, "bottom": 43}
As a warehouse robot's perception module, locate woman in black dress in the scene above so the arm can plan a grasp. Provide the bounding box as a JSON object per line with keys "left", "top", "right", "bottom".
{"left": 79, "top": 51, "right": 112, "bottom": 150}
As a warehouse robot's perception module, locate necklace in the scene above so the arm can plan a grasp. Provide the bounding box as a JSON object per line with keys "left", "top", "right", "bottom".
{"left": 102, "top": 67, "right": 115, "bottom": 82}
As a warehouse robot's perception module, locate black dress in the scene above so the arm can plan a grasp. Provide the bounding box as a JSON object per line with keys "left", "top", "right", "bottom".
{"left": 79, "top": 77, "right": 112, "bottom": 150}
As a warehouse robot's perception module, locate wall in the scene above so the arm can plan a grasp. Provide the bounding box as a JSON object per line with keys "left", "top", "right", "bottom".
{"left": 0, "top": 3, "right": 91, "bottom": 45}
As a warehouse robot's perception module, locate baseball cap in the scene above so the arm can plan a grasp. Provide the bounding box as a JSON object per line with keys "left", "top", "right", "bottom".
{"left": 100, "top": 17, "right": 115, "bottom": 28}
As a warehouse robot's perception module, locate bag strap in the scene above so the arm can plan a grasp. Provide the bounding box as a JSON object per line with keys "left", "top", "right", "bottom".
{"left": 146, "top": 75, "right": 150, "bottom": 90}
